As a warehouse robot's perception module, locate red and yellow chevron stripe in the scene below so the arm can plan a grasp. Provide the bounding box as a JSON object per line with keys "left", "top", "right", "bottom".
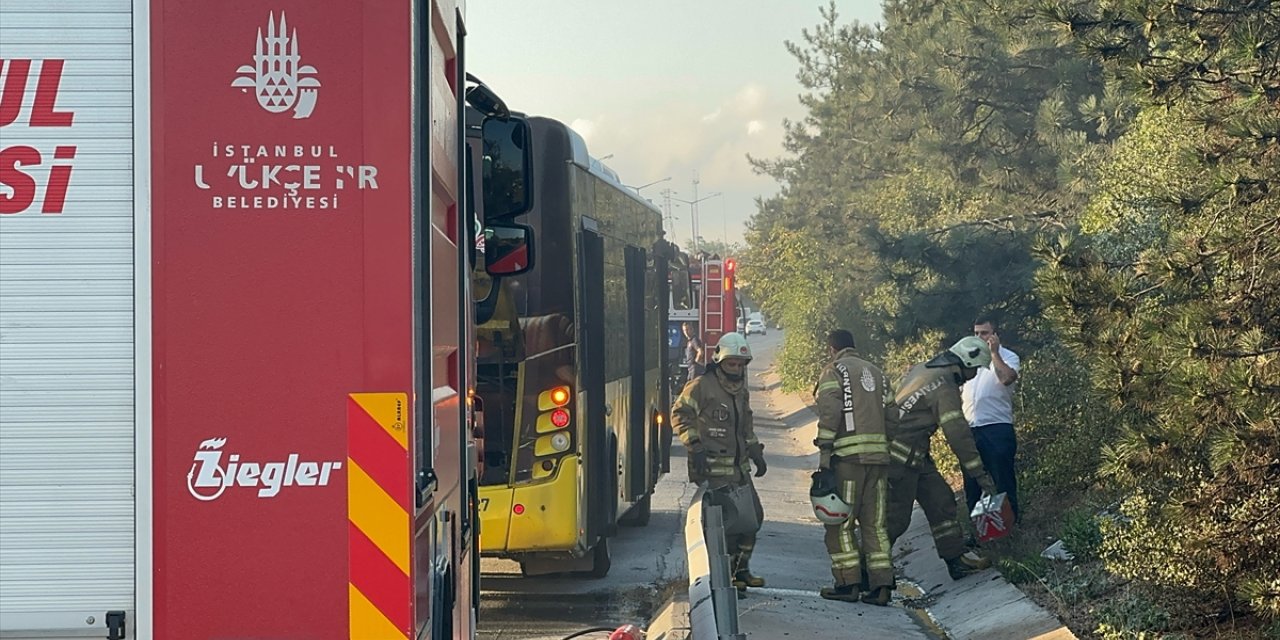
{"left": 348, "top": 393, "right": 411, "bottom": 639}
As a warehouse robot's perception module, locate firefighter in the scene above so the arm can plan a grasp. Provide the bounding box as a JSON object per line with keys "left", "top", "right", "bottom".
{"left": 887, "top": 336, "right": 1000, "bottom": 580}
{"left": 671, "top": 332, "right": 767, "bottom": 593}
{"left": 812, "top": 330, "right": 897, "bottom": 606}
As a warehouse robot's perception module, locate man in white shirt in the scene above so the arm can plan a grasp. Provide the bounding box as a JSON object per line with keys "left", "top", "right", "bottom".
{"left": 961, "top": 317, "right": 1022, "bottom": 523}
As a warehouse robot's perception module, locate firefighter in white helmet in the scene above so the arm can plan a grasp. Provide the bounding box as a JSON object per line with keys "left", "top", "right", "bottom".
{"left": 811, "top": 329, "right": 897, "bottom": 605}
{"left": 886, "top": 336, "right": 1000, "bottom": 580}
{"left": 671, "top": 332, "right": 767, "bottom": 593}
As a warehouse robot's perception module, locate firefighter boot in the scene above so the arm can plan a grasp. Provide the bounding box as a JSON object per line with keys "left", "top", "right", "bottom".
{"left": 946, "top": 551, "right": 992, "bottom": 580}
{"left": 731, "top": 556, "right": 765, "bottom": 590}
{"left": 733, "top": 571, "right": 765, "bottom": 589}
{"left": 819, "top": 584, "right": 861, "bottom": 602}
{"left": 861, "top": 586, "right": 892, "bottom": 606}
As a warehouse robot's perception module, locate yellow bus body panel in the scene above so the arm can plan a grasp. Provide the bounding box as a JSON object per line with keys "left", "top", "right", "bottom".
{"left": 479, "top": 457, "right": 581, "bottom": 554}
{"left": 478, "top": 484, "right": 515, "bottom": 553}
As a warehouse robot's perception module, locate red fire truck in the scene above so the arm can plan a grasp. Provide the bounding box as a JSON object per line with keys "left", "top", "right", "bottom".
{"left": 696, "top": 256, "right": 740, "bottom": 351}
{"left": 685, "top": 255, "right": 741, "bottom": 355}
{"left": 0, "top": 1, "right": 524, "bottom": 637}
{"left": 667, "top": 252, "right": 743, "bottom": 392}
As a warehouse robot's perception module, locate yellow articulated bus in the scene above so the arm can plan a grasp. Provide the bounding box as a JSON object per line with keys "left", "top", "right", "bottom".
{"left": 472, "top": 116, "right": 671, "bottom": 577}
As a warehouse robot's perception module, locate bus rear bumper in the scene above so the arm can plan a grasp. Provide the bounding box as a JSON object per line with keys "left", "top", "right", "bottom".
{"left": 478, "top": 457, "right": 581, "bottom": 556}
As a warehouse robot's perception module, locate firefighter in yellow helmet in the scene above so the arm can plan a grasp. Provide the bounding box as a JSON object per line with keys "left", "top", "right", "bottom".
{"left": 887, "top": 336, "right": 999, "bottom": 580}
{"left": 812, "top": 330, "right": 897, "bottom": 606}
{"left": 671, "top": 332, "right": 767, "bottom": 593}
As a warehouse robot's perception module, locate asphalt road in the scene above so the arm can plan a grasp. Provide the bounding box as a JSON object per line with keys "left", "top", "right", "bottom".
{"left": 476, "top": 330, "right": 783, "bottom": 640}
{"left": 476, "top": 476, "right": 694, "bottom": 640}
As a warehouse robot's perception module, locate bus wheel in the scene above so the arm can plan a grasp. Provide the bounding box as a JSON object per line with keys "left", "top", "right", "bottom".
{"left": 588, "top": 537, "right": 612, "bottom": 578}
{"left": 618, "top": 493, "right": 651, "bottom": 527}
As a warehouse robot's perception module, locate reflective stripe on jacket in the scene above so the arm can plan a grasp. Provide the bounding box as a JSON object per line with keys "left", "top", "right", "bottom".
{"left": 671, "top": 369, "right": 757, "bottom": 483}
{"left": 891, "top": 363, "right": 987, "bottom": 479}
{"left": 813, "top": 348, "right": 893, "bottom": 465}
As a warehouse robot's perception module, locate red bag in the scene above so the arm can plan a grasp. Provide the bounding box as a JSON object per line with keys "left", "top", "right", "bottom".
{"left": 970, "top": 492, "right": 1014, "bottom": 543}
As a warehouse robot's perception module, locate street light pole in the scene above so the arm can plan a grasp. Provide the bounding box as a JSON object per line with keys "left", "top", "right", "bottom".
{"left": 625, "top": 176, "right": 671, "bottom": 197}
{"left": 668, "top": 180, "right": 721, "bottom": 255}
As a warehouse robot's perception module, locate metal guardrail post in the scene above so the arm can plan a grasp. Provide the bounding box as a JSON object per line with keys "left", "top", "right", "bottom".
{"left": 685, "top": 485, "right": 747, "bottom": 640}
{"left": 685, "top": 487, "right": 719, "bottom": 640}
{"left": 703, "top": 505, "right": 745, "bottom": 640}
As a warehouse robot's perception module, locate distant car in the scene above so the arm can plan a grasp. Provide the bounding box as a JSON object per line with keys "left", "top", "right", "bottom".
{"left": 737, "top": 318, "right": 747, "bottom": 332}
{"left": 745, "top": 319, "right": 767, "bottom": 336}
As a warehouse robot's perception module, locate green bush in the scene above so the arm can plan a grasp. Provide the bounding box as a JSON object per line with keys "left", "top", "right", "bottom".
{"left": 1265, "top": 619, "right": 1280, "bottom": 640}
{"left": 996, "top": 553, "right": 1052, "bottom": 585}
{"left": 1050, "top": 565, "right": 1113, "bottom": 606}
{"left": 1015, "top": 345, "right": 1118, "bottom": 497}
{"left": 1059, "top": 508, "right": 1103, "bottom": 561}
{"left": 1094, "top": 592, "right": 1172, "bottom": 637}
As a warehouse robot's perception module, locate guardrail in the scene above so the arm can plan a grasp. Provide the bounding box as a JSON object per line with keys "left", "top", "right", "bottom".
{"left": 684, "top": 486, "right": 745, "bottom": 640}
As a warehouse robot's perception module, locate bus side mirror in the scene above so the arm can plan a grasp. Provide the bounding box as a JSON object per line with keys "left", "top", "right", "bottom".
{"left": 484, "top": 223, "right": 535, "bottom": 277}
{"left": 481, "top": 116, "right": 534, "bottom": 219}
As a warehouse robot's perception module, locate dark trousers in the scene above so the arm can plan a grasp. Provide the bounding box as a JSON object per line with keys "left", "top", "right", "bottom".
{"left": 717, "top": 476, "right": 764, "bottom": 575}
{"left": 887, "top": 460, "right": 967, "bottom": 560}
{"left": 963, "top": 423, "right": 1019, "bottom": 521}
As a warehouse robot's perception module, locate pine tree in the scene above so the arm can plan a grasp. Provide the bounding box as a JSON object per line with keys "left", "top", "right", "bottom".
{"left": 1038, "top": 0, "right": 1280, "bottom": 619}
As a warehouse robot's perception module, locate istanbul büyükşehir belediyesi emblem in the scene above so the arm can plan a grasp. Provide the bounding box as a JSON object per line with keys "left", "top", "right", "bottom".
{"left": 232, "top": 12, "right": 320, "bottom": 119}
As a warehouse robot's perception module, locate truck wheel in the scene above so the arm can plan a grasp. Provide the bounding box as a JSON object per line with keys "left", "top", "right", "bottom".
{"left": 588, "top": 537, "right": 612, "bottom": 579}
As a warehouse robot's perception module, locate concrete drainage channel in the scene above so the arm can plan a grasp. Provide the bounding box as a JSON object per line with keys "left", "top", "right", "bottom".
{"left": 895, "top": 580, "right": 953, "bottom": 640}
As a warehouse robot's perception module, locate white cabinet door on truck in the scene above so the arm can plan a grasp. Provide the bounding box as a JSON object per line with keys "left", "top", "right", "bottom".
{"left": 0, "top": 1, "right": 141, "bottom": 637}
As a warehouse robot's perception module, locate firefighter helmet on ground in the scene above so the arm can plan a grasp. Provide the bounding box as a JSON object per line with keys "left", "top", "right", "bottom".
{"left": 809, "top": 469, "right": 851, "bottom": 525}
{"left": 713, "top": 332, "right": 753, "bottom": 363}
{"left": 949, "top": 336, "right": 992, "bottom": 369}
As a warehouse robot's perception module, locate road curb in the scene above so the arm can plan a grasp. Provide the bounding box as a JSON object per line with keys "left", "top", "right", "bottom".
{"left": 644, "top": 592, "right": 691, "bottom": 640}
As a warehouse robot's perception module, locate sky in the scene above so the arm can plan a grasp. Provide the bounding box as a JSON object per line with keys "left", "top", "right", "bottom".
{"left": 468, "top": 1, "right": 883, "bottom": 247}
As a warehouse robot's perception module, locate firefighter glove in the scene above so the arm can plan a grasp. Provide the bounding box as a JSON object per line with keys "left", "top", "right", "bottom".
{"left": 752, "top": 454, "right": 768, "bottom": 477}
{"left": 749, "top": 443, "right": 767, "bottom": 477}
{"left": 978, "top": 474, "right": 997, "bottom": 497}
{"left": 691, "top": 450, "right": 710, "bottom": 477}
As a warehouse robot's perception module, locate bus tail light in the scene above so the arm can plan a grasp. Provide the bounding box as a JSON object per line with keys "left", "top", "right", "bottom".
{"left": 536, "top": 407, "right": 573, "bottom": 433}
{"left": 536, "top": 385, "right": 573, "bottom": 434}
{"left": 532, "top": 385, "right": 574, "bottom": 471}
{"left": 550, "top": 408, "right": 570, "bottom": 428}
{"left": 538, "top": 385, "right": 572, "bottom": 411}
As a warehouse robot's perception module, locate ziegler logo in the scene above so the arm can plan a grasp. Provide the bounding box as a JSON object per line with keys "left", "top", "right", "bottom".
{"left": 187, "top": 437, "right": 343, "bottom": 501}
{"left": 232, "top": 12, "right": 320, "bottom": 119}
